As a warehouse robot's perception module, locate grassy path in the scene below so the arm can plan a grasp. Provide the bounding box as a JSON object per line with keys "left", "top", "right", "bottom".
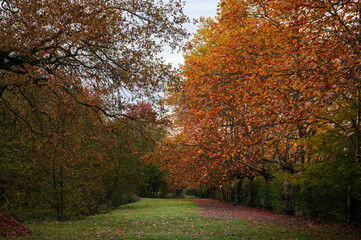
{"left": 5, "top": 198, "right": 360, "bottom": 239}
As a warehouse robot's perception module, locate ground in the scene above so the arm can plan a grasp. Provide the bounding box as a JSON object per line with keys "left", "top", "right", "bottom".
{"left": 191, "top": 198, "right": 308, "bottom": 222}
{"left": 1, "top": 198, "right": 360, "bottom": 239}
{"left": 190, "top": 198, "right": 360, "bottom": 236}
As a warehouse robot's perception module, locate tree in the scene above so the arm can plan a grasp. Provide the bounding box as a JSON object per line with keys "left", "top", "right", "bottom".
{"left": 0, "top": 0, "right": 188, "bottom": 235}
{"left": 0, "top": 0, "right": 188, "bottom": 130}
{"left": 161, "top": 0, "right": 360, "bottom": 223}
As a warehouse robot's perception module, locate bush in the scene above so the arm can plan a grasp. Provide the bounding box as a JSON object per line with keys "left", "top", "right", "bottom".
{"left": 301, "top": 158, "right": 361, "bottom": 224}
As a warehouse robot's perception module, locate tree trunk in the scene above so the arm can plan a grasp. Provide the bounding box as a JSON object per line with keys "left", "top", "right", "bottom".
{"left": 264, "top": 178, "right": 272, "bottom": 211}
{"left": 282, "top": 174, "right": 294, "bottom": 215}
{"left": 355, "top": 87, "right": 361, "bottom": 162}
{"left": 247, "top": 176, "right": 255, "bottom": 207}
{"left": 221, "top": 186, "right": 226, "bottom": 201}
{"left": 347, "top": 185, "right": 357, "bottom": 224}
{"left": 200, "top": 186, "right": 205, "bottom": 198}
{"left": 235, "top": 178, "right": 243, "bottom": 204}
{"left": 175, "top": 188, "right": 182, "bottom": 197}
{"left": 228, "top": 180, "right": 234, "bottom": 203}
{"left": 59, "top": 166, "right": 64, "bottom": 220}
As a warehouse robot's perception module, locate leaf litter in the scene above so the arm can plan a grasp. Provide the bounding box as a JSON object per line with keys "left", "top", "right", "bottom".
{"left": 189, "top": 198, "right": 361, "bottom": 239}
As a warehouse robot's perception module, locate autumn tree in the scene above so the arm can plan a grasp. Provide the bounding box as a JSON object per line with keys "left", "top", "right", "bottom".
{"left": 0, "top": 0, "right": 188, "bottom": 130}
{"left": 161, "top": 0, "right": 360, "bottom": 223}
{"left": 0, "top": 0, "right": 188, "bottom": 233}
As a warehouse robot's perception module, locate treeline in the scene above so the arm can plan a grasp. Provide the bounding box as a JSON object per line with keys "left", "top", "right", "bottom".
{"left": 0, "top": 96, "right": 169, "bottom": 220}
{"left": 190, "top": 170, "right": 361, "bottom": 225}
{"left": 158, "top": 0, "right": 361, "bottom": 225}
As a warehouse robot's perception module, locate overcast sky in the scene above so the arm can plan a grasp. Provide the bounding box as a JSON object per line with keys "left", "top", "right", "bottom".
{"left": 161, "top": 0, "right": 220, "bottom": 67}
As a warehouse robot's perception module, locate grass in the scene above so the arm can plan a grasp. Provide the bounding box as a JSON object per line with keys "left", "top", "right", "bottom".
{"left": 5, "top": 198, "right": 359, "bottom": 240}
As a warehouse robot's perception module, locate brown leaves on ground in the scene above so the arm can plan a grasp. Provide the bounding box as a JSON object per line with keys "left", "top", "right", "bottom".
{"left": 190, "top": 198, "right": 305, "bottom": 224}
{"left": 190, "top": 198, "right": 361, "bottom": 239}
{"left": 189, "top": 198, "right": 361, "bottom": 236}
{"left": 0, "top": 207, "right": 33, "bottom": 237}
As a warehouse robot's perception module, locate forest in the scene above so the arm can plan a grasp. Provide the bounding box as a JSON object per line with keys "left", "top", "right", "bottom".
{"left": 0, "top": 0, "right": 187, "bottom": 225}
{"left": 1, "top": 0, "right": 361, "bottom": 237}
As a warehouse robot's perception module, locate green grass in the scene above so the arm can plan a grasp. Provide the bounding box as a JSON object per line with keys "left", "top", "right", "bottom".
{"left": 6, "top": 198, "right": 359, "bottom": 239}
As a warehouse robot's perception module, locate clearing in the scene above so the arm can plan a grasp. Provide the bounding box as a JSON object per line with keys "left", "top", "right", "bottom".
{"left": 4, "top": 198, "right": 360, "bottom": 240}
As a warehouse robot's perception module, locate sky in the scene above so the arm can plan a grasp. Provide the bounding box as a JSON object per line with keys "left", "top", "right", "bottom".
{"left": 161, "top": 0, "right": 220, "bottom": 67}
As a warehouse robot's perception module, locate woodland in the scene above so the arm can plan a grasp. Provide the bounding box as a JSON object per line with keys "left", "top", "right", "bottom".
{"left": 0, "top": 0, "right": 361, "bottom": 238}
{"left": 0, "top": 0, "right": 187, "bottom": 235}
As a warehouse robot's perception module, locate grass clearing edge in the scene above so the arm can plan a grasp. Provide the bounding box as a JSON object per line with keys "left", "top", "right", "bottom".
{"left": 5, "top": 198, "right": 359, "bottom": 240}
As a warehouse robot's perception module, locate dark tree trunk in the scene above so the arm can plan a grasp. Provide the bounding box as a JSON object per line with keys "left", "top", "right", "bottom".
{"left": 347, "top": 186, "right": 357, "bottom": 224}
{"left": 264, "top": 178, "right": 272, "bottom": 211}
{"left": 59, "top": 166, "right": 64, "bottom": 220}
{"left": 247, "top": 176, "right": 255, "bottom": 207}
{"left": 235, "top": 178, "right": 243, "bottom": 204}
{"left": 175, "top": 188, "right": 182, "bottom": 197}
{"left": 221, "top": 186, "right": 226, "bottom": 201}
{"left": 282, "top": 174, "right": 294, "bottom": 216}
{"left": 200, "top": 186, "right": 205, "bottom": 198}
{"left": 228, "top": 180, "right": 234, "bottom": 203}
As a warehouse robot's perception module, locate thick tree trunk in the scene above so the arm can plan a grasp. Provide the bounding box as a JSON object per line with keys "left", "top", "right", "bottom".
{"left": 264, "top": 178, "right": 272, "bottom": 211}
{"left": 59, "top": 166, "right": 64, "bottom": 220}
{"left": 0, "top": 84, "right": 6, "bottom": 98}
{"left": 282, "top": 174, "right": 294, "bottom": 216}
{"left": 221, "top": 186, "right": 226, "bottom": 201}
{"left": 347, "top": 185, "right": 357, "bottom": 224}
{"left": 355, "top": 87, "right": 361, "bottom": 163}
{"left": 200, "top": 186, "right": 205, "bottom": 198}
{"left": 235, "top": 178, "right": 243, "bottom": 204}
{"left": 175, "top": 188, "right": 183, "bottom": 197}
{"left": 247, "top": 176, "right": 255, "bottom": 207}
{"left": 228, "top": 180, "right": 234, "bottom": 203}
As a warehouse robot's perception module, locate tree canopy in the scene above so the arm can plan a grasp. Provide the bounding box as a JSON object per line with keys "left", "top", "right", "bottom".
{"left": 157, "top": 0, "right": 361, "bottom": 224}
{"left": 0, "top": 0, "right": 188, "bottom": 129}
{"left": 0, "top": 0, "right": 188, "bottom": 226}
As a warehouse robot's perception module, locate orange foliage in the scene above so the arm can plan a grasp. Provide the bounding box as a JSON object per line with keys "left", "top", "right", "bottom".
{"left": 161, "top": 0, "right": 360, "bottom": 188}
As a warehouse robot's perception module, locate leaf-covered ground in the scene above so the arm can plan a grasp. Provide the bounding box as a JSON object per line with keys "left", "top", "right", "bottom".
{"left": 191, "top": 198, "right": 307, "bottom": 222}
{"left": 0, "top": 208, "right": 33, "bottom": 237}
{"left": 5, "top": 198, "right": 361, "bottom": 240}
{"left": 190, "top": 198, "right": 361, "bottom": 238}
